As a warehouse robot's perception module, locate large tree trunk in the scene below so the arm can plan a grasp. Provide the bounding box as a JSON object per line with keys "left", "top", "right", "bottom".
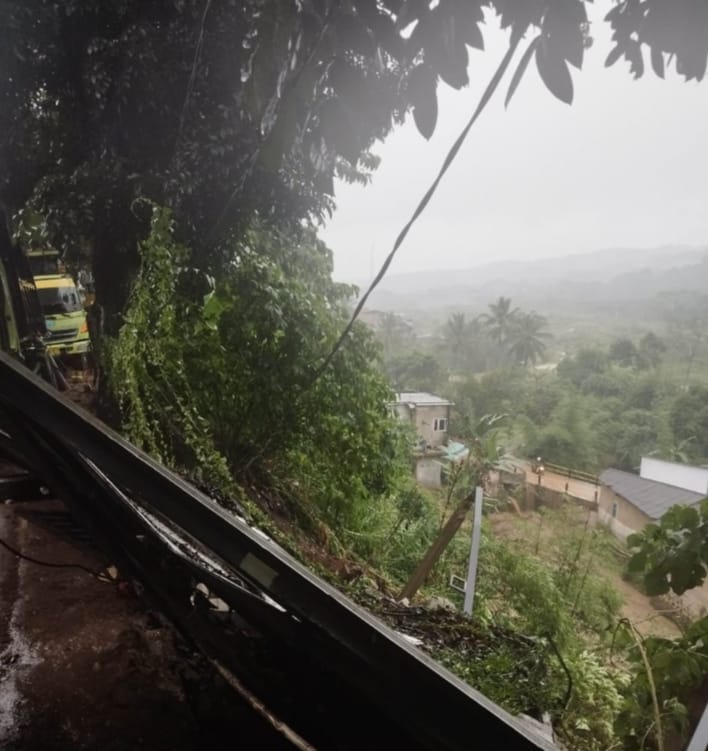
{"left": 90, "top": 203, "right": 145, "bottom": 425}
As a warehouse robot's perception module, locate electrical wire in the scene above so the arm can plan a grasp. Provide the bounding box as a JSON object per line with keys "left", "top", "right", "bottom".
{"left": 0, "top": 533, "right": 115, "bottom": 583}
{"left": 308, "top": 37, "right": 521, "bottom": 386}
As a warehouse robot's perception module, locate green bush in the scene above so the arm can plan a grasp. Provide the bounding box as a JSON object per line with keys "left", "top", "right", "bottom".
{"left": 105, "top": 205, "right": 412, "bottom": 546}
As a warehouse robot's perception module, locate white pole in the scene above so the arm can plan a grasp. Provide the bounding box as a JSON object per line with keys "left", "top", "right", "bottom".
{"left": 686, "top": 700, "right": 708, "bottom": 751}
{"left": 463, "top": 486, "right": 483, "bottom": 616}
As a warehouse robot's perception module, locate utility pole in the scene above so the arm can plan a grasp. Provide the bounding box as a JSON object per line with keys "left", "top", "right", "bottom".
{"left": 463, "top": 487, "right": 483, "bottom": 615}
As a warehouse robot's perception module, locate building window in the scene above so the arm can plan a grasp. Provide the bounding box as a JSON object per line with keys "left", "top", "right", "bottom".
{"left": 611, "top": 502, "right": 618, "bottom": 519}
{"left": 434, "top": 417, "right": 447, "bottom": 432}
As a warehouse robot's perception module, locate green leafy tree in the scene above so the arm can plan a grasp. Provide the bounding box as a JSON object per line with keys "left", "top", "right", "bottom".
{"left": 507, "top": 311, "right": 552, "bottom": 367}
{"left": 387, "top": 351, "right": 442, "bottom": 393}
{"left": 613, "top": 409, "right": 659, "bottom": 471}
{"left": 529, "top": 395, "right": 597, "bottom": 470}
{"left": 621, "top": 502, "right": 708, "bottom": 750}
{"left": 443, "top": 312, "right": 470, "bottom": 372}
{"left": 106, "top": 206, "right": 410, "bottom": 535}
{"left": 378, "top": 311, "right": 412, "bottom": 361}
{"left": 638, "top": 332, "right": 667, "bottom": 370}
{"left": 669, "top": 385, "right": 708, "bottom": 459}
{"left": 557, "top": 348, "right": 609, "bottom": 388}
{"left": 627, "top": 501, "right": 708, "bottom": 596}
{"left": 481, "top": 296, "right": 520, "bottom": 345}
{"left": 609, "top": 338, "right": 640, "bottom": 369}
{"left": 2, "top": 1, "right": 707, "bottom": 333}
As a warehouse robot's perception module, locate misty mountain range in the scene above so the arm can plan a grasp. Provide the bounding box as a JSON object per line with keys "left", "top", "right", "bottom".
{"left": 356, "top": 245, "right": 708, "bottom": 314}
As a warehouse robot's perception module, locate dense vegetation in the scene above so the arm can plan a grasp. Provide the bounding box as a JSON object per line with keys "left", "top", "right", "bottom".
{"left": 105, "top": 205, "right": 418, "bottom": 551}
{"left": 381, "top": 292, "right": 708, "bottom": 472}
{"left": 3, "top": 1, "right": 708, "bottom": 749}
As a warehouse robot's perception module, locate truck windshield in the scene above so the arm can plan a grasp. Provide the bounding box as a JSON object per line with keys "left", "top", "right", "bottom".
{"left": 28, "top": 256, "right": 61, "bottom": 276}
{"left": 37, "top": 286, "right": 82, "bottom": 314}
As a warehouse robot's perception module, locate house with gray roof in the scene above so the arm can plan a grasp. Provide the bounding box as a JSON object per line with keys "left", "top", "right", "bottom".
{"left": 393, "top": 392, "right": 456, "bottom": 488}
{"left": 598, "top": 465, "right": 706, "bottom": 539}
{"left": 394, "top": 392, "right": 453, "bottom": 450}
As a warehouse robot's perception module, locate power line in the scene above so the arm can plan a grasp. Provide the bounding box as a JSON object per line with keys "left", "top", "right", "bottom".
{"left": 307, "top": 37, "right": 521, "bottom": 387}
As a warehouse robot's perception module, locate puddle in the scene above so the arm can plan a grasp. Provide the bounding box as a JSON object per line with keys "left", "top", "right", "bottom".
{"left": 0, "top": 515, "right": 40, "bottom": 746}
{"left": 0, "top": 622, "right": 40, "bottom": 744}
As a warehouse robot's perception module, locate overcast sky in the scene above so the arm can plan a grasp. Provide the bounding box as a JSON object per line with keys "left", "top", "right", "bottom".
{"left": 320, "top": 2, "right": 708, "bottom": 284}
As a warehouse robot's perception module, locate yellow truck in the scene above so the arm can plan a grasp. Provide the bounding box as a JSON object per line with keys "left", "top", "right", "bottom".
{"left": 33, "top": 273, "right": 90, "bottom": 359}
{"left": 25, "top": 249, "right": 90, "bottom": 362}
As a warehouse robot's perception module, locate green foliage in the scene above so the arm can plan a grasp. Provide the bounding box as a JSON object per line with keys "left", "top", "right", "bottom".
{"left": 619, "top": 500, "right": 708, "bottom": 749}
{"left": 609, "top": 337, "right": 640, "bottom": 369}
{"left": 386, "top": 351, "right": 442, "bottom": 393}
{"left": 560, "top": 649, "right": 627, "bottom": 751}
{"left": 470, "top": 512, "right": 626, "bottom": 750}
{"left": 106, "top": 206, "right": 412, "bottom": 544}
{"left": 614, "top": 619, "right": 708, "bottom": 750}
{"left": 367, "top": 486, "right": 441, "bottom": 582}
{"left": 627, "top": 500, "right": 708, "bottom": 596}
{"left": 528, "top": 395, "right": 598, "bottom": 471}
{"left": 480, "top": 296, "right": 520, "bottom": 345}
{"left": 10, "top": 1, "right": 699, "bottom": 327}
{"left": 480, "top": 510, "right": 623, "bottom": 644}
{"left": 670, "top": 385, "right": 708, "bottom": 458}
{"left": 435, "top": 638, "right": 558, "bottom": 718}
{"left": 445, "top": 329, "right": 699, "bottom": 472}
{"left": 377, "top": 312, "right": 414, "bottom": 361}
{"left": 507, "top": 311, "right": 552, "bottom": 367}
{"left": 557, "top": 347, "right": 608, "bottom": 388}
{"left": 638, "top": 332, "right": 667, "bottom": 370}
{"left": 104, "top": 205, "right": 234, "bottom": 490}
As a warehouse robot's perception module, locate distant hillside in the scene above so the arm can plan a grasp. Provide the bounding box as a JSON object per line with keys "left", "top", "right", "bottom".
{"left": 357, "top": 246, "right": 708, "bottom": 313}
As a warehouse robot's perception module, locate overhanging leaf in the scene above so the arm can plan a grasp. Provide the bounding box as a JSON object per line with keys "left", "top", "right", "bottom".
{"left": 505, "top": 36, "right": 540, "bottom": 108}
{"left": 449, "top": 0, "right": 485, "bottom": 50}
{"left": 536, "top": 41, "right": 573, "bottom": 104}
{"left": 651, "top": 45, "right": 665, "bottom": 77}
{"left": 605, "top": 44, "right": 623, "bottom": 68}
{"left": 542, "top": 0, "right": 586, "bottom": 69}
{"left": 407, "top": 64, "right": 438, "bottom": 139}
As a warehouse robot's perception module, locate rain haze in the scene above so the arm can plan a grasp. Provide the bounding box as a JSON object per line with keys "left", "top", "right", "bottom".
{"left": 321, "top": 1, "right": 708, "bottom": 285}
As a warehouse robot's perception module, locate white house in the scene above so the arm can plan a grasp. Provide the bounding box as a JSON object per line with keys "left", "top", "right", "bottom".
{"left": 393, "top": 392, "right": 458, "bottom": 488}
{"left": 394, "top": 392, "right": 453, "bottom": 449}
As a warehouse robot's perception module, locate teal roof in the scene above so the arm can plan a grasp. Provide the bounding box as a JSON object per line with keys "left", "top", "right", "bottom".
{"left": 443, "top": 441, "right": 469, "bottom": 461}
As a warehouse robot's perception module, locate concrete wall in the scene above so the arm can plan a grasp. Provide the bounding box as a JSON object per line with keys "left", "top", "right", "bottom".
{"left": 398, "top": 404, "right": 449, "bottom": 448}
{"left": 598, "top": 486, "right": 652, "bottom": 539}
{"left": 523, "top": 484, "right": 597, "bottom": 512}
{"left": 415, "top": 457, "right": 442, "bottom": 488}
{"left": 640, "top": 457, "right": 708, "bottom": 495}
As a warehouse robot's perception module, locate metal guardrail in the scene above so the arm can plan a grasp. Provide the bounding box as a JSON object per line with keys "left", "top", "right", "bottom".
{"left": 0, "top": 350, "right": 553, "bottom": 750}
{"left": 544, "top": 462, "right": 599, "bottom": 485}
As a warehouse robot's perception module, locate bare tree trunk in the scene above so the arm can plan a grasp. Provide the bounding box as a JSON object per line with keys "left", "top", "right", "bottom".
{"left": 399, "top": 490, "right": 474, "bottom": 602}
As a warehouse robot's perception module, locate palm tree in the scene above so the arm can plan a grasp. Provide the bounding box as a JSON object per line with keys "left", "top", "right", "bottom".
{"left": 443, "top": 313, "right": 469, "bottom": 371}
{"left": 379, "top": 312, "right": 409, "bottom": 359}
{"left": 480, "top": 296, "right": 519, "bottom": 344}
{"left": 507, "top": 312, "right": 552, "bottom": 367}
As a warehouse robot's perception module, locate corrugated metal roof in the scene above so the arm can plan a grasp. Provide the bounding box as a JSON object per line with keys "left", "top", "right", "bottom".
{"left": 395, "top": 392, "right": 453, "bottom": 406}
{"left": 600, "top": 468, "right": 705, "bottom": 520}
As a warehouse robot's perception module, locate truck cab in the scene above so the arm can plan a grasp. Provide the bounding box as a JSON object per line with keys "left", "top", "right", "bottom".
{"left": 27, "top": 250, "right": 90, "bottom": 361}
{"left": 33, "top": 274, "right": 90, "bottom": 358}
